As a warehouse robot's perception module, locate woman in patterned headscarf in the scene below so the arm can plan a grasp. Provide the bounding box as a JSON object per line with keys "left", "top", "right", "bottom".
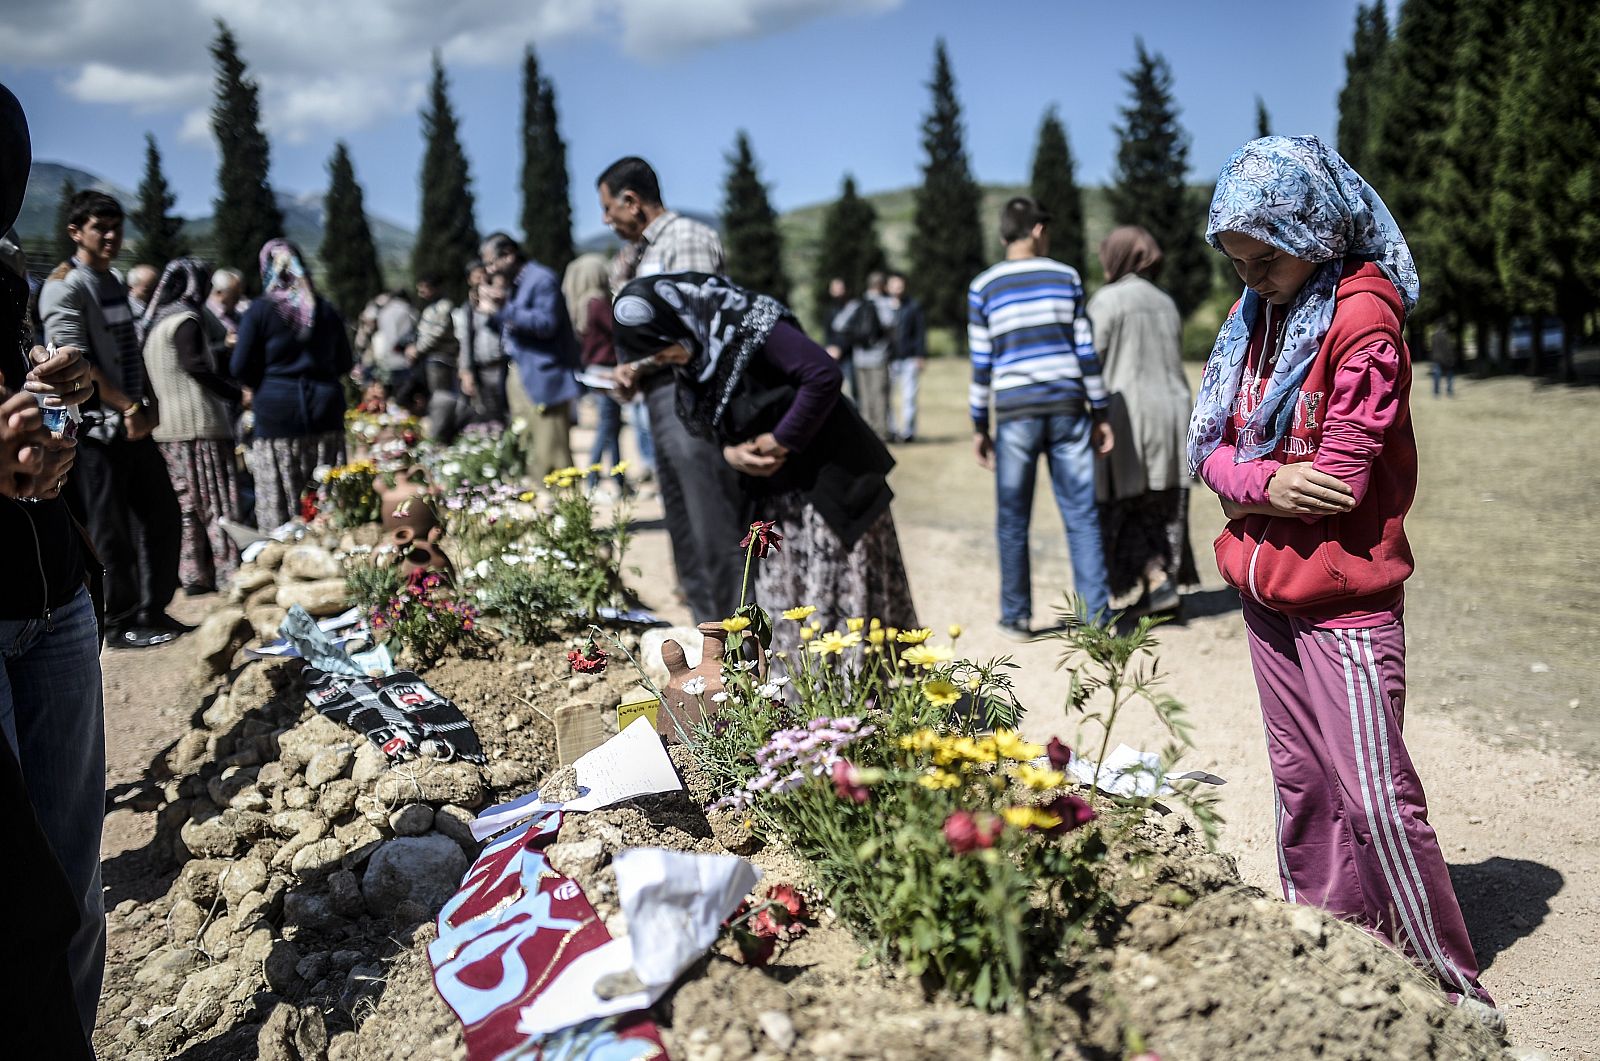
{"left": 230, "top": 239, "right": 352, "bottom": 528}
{"left": 1190, "top": 136, "right": 1498, "bottom": 1025}
{"left": 610, "top": 272, "right": 917, "bottom": 654}
{"left": 141, "top": 257, "right": 243, "bottom": 592}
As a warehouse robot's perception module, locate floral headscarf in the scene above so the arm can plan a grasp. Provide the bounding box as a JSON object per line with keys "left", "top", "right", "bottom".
{"left": 1186, "top": 135, "right": 1417, "bottom": 474}
{"left": 259, "top": 238, "right": 316, "bottom": 340}
{"left": 139, "top": 257, "right": 211, "bottom": 342}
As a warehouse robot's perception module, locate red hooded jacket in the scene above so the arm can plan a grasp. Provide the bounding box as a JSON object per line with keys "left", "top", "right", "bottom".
{"left": 1206, "top": 261, "right": 1416, "bottom": 621}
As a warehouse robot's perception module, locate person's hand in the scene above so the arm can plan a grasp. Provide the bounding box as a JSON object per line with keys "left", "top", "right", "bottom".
{"left": 723, "top": 440, "right": 785, "bottom": 477}
{"left": 612, "top": 362, "right": 640, "bottom": 401}
{"left": 241, "top": 387, "right": 254, "bottom": 410}
{"left": 458, "top": 372, "right": 477, "bottom": 398}
{"left": 1267, "top": 462, "right": 1355, "bottom": 516}
{"left": 124, "top": 404, "right": 155, "bottom": 440}
{"left": 1220, "top": 498, "right": 1248, "bottom": 521}
{"left": 1091, "top": 419, "right": 1114, "bottom": 456}
{"left": 973, "top": 431, "right": 995, "bottom": 471}
{"left": 825, "top": 345, "right": 843, "bottom": 361}
{"left": 0, "top": 389, "right": 48, "bottom": 497}
{"left": 404, "top": 344, "right": 418, "bottom": 364}
{"left": 748, "top": 432, "right": 788, "bottom": 459}
{"left": 22, "top": 435, "right": 77, "bottom": 499}
{"left": 26, "top": 344, "right": 94, "bottom": 408}
{"left": 914, "top": 357, "right": 926, "bottom": 372}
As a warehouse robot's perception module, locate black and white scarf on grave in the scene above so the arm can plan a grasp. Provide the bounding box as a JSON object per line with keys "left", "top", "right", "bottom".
{"left": 611, "top": 272, "right": 793, "bottom": 442}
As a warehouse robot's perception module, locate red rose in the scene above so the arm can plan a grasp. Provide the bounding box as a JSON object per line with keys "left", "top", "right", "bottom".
{"left": 943, "top": 810, "right": 981, "bottom": 854}
{"left": 1046, "top": 737, "right": 1072, "bottom": 769}
{"left": 1043, "top": 793, "right": 1097, "bottom": 834}
{"left": 738, "top": 520, "right": 783, "bottom": 559}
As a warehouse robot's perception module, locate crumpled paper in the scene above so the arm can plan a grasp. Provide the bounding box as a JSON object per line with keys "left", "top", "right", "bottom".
{"left": 1063, "top": 743, "right": 1227, "bottom": 798}
{"left": 516, "top": 848, "right": 760, "bottom": 1036}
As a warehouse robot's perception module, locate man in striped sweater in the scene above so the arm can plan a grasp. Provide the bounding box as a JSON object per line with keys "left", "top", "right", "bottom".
{"left": 969, "top": 196, "right": 1115, "bottom": 639}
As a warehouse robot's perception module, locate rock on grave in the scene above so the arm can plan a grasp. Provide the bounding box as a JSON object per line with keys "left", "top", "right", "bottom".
{"left": 361, "top": 835, "right": 469, "bottom": 916}
{"left": 373, "top": 761, "right": 485, "bottom": 809}
{"left": 305, "top": 745, "right": 355, "bottom": 789}
{"left": 231, "top": 563, "right": 277, "bottom": 598}
{"left": 277, "top": 714, "right": 351, "bottom": 773}
{"left": 257, "top": 1003, "right": 329, "bottom": 1061}
{"left": 389, "top": 804, "right": 434, "bottom": 836}
{"left": 194, "top": 606, "right": 251, "bottom": 676}
{"left": 281, "top": 545, "right": 342, "bottom": 582}
{"left": 276, "top": 578, "right": 349, "bottom": 618}
{"left": 175, "top": 963, "right": 239, "bottom": 1031}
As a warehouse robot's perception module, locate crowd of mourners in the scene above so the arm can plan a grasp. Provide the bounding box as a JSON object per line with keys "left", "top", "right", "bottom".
{"left": 0, "top": 65, "right": 1509, "bottom": 1052}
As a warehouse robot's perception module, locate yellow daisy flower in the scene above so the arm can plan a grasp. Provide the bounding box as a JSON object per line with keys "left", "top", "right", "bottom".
{"left": 1001, "top": 806, "right": 1063, "bottom": 830}
{"left": 949, "top": 624, "right": 963, "bottom": 640}
{"left": 807, "top": 630, "right": 861, "bottom": 657}
{"left": 1013, "top": 763, "right": 1066, "bottom": 791}
{"left": 991, "top": 730, "right": 1045, "bottom": 762}
{"left": 917, "top": 769, "right": 962, "bottom": 790}
{"left": 782, "top": 605, "right": 817, "bottom": 621}
{"left": 721, "top": 616, "right": 752, "bottom": 633}
{"left": 846, "top": 617, "right": 866, "bottom": 632}
{"left": 896, "top": 627, "right": 933, "bottom": 645}
{"left": 900, "top": 644, "right": 954, "bottom": 668}
{"left": 921, "top": 678, "right": 962, "bottom": 707}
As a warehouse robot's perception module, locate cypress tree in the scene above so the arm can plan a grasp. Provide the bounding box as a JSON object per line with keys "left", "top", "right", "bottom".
{"left": 812, "top": 174, "right": 887, "bottom": 315}
{"left": 209, "top": 20, "right": 283, "bottom": 289}
{"left": 518, "top": 47, "right": 574, "bottom": 273}
{"left": 131, "top": 133, "right": 188, "bottom": 272}
{"left": 1336, "top": 2, "right": 1390, "bottom": 177}
{"left": 1366, "top": 0, "right": 1461, "bottom": 266}
{"left": 1028, "top": 107, "right": 1087, "bottom": 275}
{"left": 908, "top": 39, "right": 985, "bottom": 335}
{"left": 53, "top": 178, "right": 78, "bottom": 267}
{"left": 1254, "top": 96, "right": 1272, "bottom": 139}
{"left": 319, "top": 142, "right": 386, "bottom": 325}
{"left": 1425, "top": 0, "right": 1508, "bottom": 360}
{"left": 1490, "top": 0, "right": 1600, "bottom": 379}
{"left": 413, "top": 52, "right": 479, "bottom": 302}
{"left": 721, "top": 131, "right": 790, "bottom": 301}
{"left": 1108, "top": 39, "right": 1211, "bottom": 316}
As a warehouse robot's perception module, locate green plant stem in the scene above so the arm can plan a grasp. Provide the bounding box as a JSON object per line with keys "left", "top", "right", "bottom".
{"left": 736, "top": 534, "right": 756, "bottom": 612}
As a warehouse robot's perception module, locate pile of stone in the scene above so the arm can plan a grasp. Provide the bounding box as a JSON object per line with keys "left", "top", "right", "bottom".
{"left": 97, "top": 655, "right": 494, "bottom": 1061}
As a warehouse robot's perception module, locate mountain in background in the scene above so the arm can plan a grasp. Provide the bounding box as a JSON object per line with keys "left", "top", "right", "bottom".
{"left": 15, "top": 161, "right": 412, "bottom": 283}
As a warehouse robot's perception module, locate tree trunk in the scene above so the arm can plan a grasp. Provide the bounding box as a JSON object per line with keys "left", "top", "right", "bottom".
{"left": 1530, "top": 315, "right": 1545, "bottom": 376}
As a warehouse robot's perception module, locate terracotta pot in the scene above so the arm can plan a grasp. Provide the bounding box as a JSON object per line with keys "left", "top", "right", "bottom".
{"left": 389, "top": 526, "right": 454, "bottom": 585}
{"left": 378, "top": 466, "right": 437, "bottom": 535}
{"left": 658, "top": 622, "right": 767, "bottom": 743}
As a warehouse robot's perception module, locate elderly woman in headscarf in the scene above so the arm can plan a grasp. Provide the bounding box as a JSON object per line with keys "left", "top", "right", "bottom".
{"left": 230, "top": 239, "right": 351, "bottom": 529}
{"left": 1087, "top": 225, "right": 1196, "bottom": 614}
{"left": 562, "top": 253, "right": 624, "bottom": 489}
{"left": 610, "top": 273, "right": 917, "bottom": 652}
{"left": 1190, "top": 136, "right": 1497, "bottom": 1023}
{"left": 140, "top": 258, "right": 243, "bottom": 593}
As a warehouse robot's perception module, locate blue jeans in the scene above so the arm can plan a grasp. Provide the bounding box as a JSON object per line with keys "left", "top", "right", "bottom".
{"left": 891, "top": 359, "right": 922, "bottom": 440}
{"left": 994, "top": 414, "right": 1109, "bottom": 625}
{"left": 0, "top": 587, "right": 105, "bottom": 1034}
{"left": 630, "top": 398, "right": 656, "bottom": 473}
{"left": 587, "top": 391, "right": 625, "bottom": 481}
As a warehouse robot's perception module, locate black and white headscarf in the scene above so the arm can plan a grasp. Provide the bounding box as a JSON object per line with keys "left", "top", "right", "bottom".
{"left": 612, "top": 272, "right": 792, "bottom": 439}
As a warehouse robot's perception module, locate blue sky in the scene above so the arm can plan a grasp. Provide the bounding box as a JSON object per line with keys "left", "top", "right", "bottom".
{"left": 0, "top": 0, "right": 1365, "bottom": 241}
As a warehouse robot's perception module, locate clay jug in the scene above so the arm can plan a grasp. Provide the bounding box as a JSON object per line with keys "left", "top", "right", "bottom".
{"left": 379, "top": 466, "right": 437, "bottom": 535}
{"left": 389, "top": 526, "right": 454, "bottom": 584}
{"left": 658, "top": 622, "right": 767, "bottom": 743}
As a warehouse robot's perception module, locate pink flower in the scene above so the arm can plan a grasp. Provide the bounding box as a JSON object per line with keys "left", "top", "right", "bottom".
{"left": 830, "top": 759, "right": 870, "bottom": 804}
{"left": 567, "top": 647, "right": 609, "bottom": 674}
{"left": 1043, "top": 793, "right": 1097, "bottom": 834}
{"left": 767, "top": 883, "right": 808, "bottom": 923}
{"left": 1046, "top": 737, "right": 1072, "bottom": 769}
{"left": 944, "top": 811, "right": 1001, "bottom": 854}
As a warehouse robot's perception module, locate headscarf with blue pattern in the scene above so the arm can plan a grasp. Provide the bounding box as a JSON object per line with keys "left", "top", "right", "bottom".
{"left": 1186, "top": 135, "right": 1417, "bottom": 475}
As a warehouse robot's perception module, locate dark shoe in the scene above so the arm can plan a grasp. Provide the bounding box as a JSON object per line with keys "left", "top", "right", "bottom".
{"left": 143, "top": 611, "right": 195, "bottom": 635}
{"left": 108, "top": 626, "right": 179, "bottom": 649}
{"left": 1145, "top": 579, "right": 1181, "bottom": 615}
{"left": 996, "top": 619, "right": 1035, "bottom": 643}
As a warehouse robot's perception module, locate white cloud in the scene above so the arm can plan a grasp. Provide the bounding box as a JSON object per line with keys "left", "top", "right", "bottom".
{"left": 0, "top": 0, "right": 901, "bottom": 141}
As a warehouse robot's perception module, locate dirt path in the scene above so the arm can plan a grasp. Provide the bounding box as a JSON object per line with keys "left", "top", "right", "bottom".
{"left": 98, "top": 360, "right": 1598, "bottom": 1058}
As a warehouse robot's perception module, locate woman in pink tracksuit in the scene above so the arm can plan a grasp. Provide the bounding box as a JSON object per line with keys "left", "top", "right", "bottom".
{"left": 1189, "top": 136, "right": 1497, "bottom": 1023}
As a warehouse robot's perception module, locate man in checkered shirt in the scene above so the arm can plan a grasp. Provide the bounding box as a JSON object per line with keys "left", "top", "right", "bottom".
{"left": 598, "top": 156, "right": 744, "bottom": 623}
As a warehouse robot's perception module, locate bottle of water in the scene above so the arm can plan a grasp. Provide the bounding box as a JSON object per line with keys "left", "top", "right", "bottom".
{"left": 39, "top": 343, "right": 82, "bottom": 440}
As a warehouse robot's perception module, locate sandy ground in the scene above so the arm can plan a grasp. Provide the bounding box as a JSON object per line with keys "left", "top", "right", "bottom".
{"left": 99, "top": 358, "right": 1599, "bottom": 1059}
